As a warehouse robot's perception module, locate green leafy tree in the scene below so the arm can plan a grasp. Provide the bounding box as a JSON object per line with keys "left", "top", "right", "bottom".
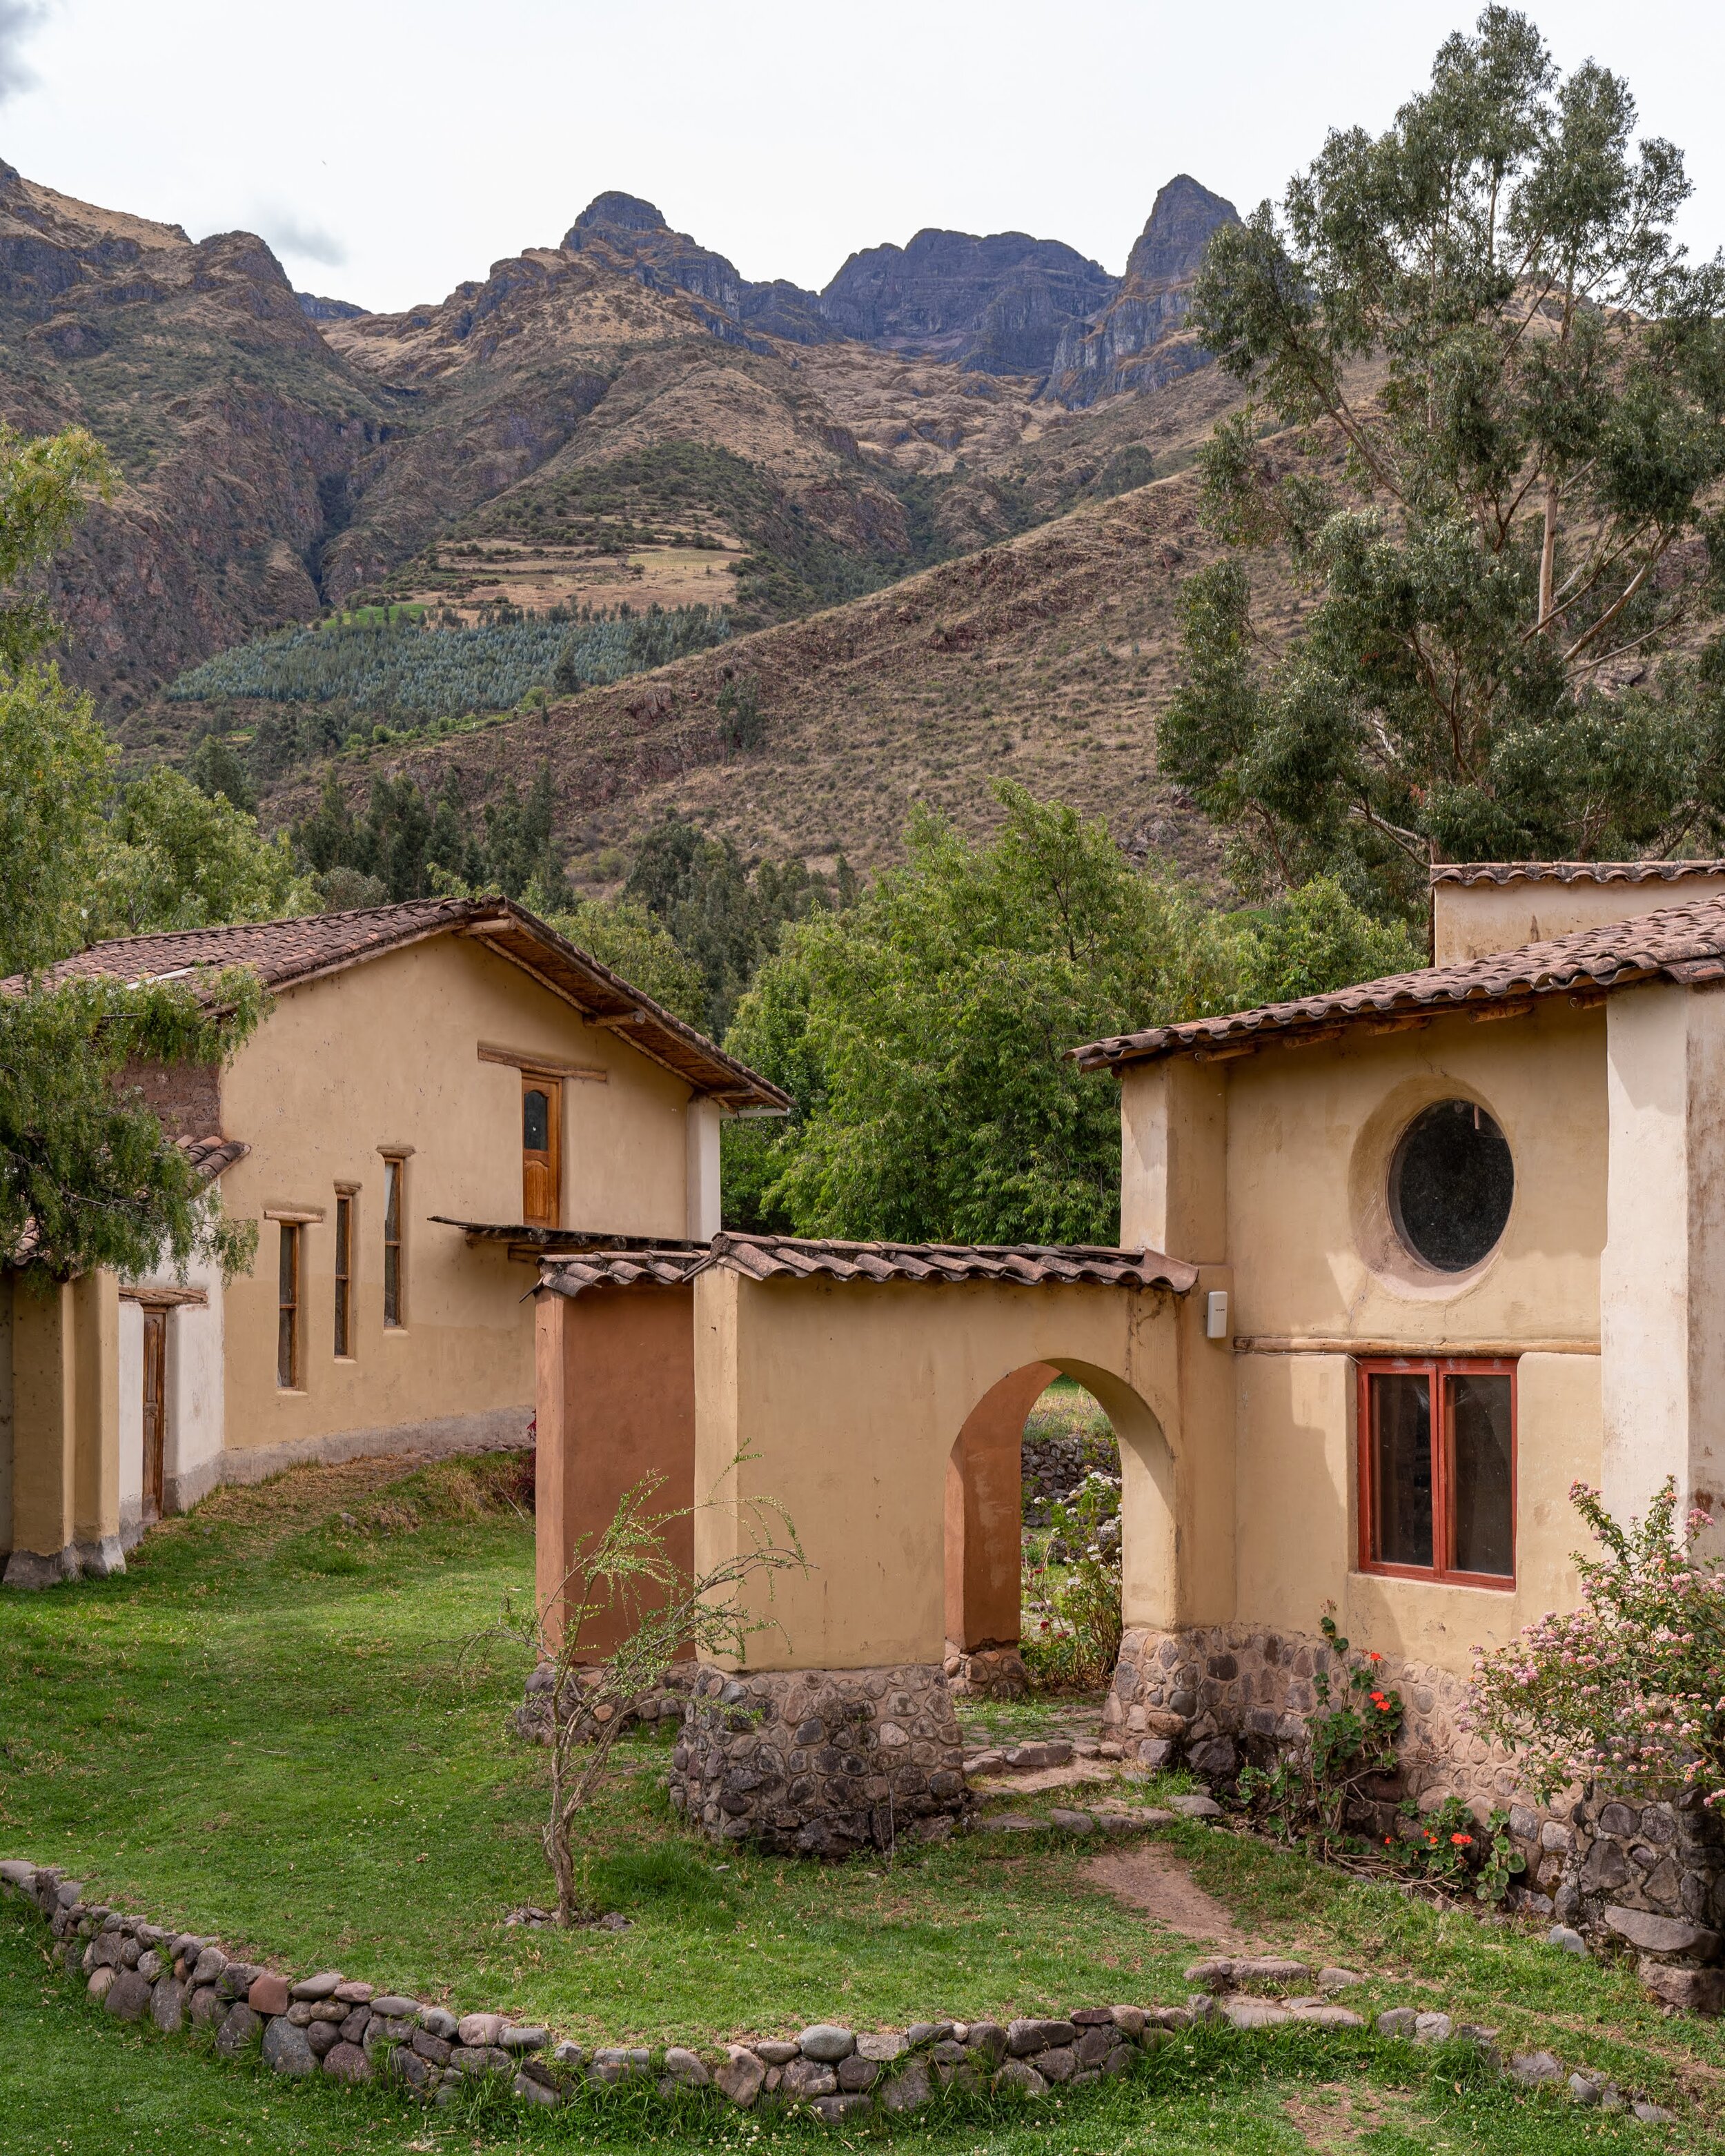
{"left": 184, "top": 732, "right": 257, "bottom": 816}
{"left": 722, "top": 784, "right": 1420, "bottom": 1245}
{"left": 1167, "top": 8, "right": 1725, "bottom": 915}
{"left": 540, "top": 898, "right": 708, "bottom": 1029}
{"left": 626, "top": 818, "right": 842, "bottom": 1038}
{"left": 0, "top": 426, "right": 261, "bottom": 1280}
{"left": 83, "top": 768, "right": 316, "bottom": 940}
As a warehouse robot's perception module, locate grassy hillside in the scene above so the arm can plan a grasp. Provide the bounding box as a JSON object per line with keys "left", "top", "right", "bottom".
{"left": 238, "top": 446, "right": 1308, "bottom": 888}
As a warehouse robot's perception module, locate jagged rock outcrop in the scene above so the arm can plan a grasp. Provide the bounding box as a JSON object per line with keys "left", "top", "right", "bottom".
{"left": 561, "top": 192, "right": 831, "bottom": 346}
{"left": 817, "top": 228, "right": 1116, "bottom": 378}
{"left": 1041, "top": 176, "right": 1239, "bottom": 408}
{"left": 296, "top": 292, "right": 366, "bottom": 322}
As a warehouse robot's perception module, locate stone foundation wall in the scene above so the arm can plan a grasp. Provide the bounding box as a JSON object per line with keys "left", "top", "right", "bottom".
{"left": 669, "top": 1665, "right": 969, "bottom": 1857}
{"left": 1558, "top": 1791, "right": 1725, "bottom": 2008}
{"left": 515, "top": 1661, "right": 696, "bottom": 1744}
{"left": 1020, "top": 1427, "right": 1119, "bottom": 1530}
{"left": 1107, "top": 1623, "right": 1548, "bottom": 1866}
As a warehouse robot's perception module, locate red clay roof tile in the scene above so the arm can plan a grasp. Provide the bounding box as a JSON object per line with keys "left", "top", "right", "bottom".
{"left": 538, "top": 1232, "right": 1196, "bottom": 1296}
{"left": 1074, "top": 891, "right": 1725, "bottom": 1073}
{"left": 8, "top": 899, "right": 787, "bottom": 1109}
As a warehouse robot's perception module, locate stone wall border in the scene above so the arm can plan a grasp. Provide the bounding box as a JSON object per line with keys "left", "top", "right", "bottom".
{"left": 0, "top": 1851, "right": 1682, "bottom": 2128}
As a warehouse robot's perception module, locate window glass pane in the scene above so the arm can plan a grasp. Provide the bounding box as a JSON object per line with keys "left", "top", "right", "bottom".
{"left": 1389, "top": 1100, "right": 1514, "bottom": 1272}
{"left": 277, "top": 1223, "right": 297, "bottom": 1388}
{"left": 334, "top": 1195, "right": 351, "bottom": 1356}
{"left": 1448, "top": 1373, "right": 1514, "bottom": 1576}
{"left": 383, "top": 1160, "right": 402, "bottom": 1328}
{"left": 523, "top": 1087, "right": 550, "bottom": 1150}
{"left": 1370, "top": 1372, "right": 1432, "bottom": 1567}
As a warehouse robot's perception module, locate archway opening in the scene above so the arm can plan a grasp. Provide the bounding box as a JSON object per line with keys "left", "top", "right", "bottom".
{"left": 1019, "top": 1374, "right": 1123, "bottom": 1693}
{"left": 945, "top": 1358, "right": 1172, "bottom": 1706}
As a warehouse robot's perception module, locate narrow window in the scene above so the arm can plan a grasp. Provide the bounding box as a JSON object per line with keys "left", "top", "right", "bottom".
{"left": 522, "top": 1072, "right": 560, "bottom": 1228}
{"left": 277, "top": 1223, "right": 302, "bottom": 1389}
{"left": 333, "top": 1191, "right": 354, "bottom": 1357}
{"left": 382, "top": 1158, "right": 404, "bottom": 1329}
{"left": 1359, "top": 1358, "right": 1515, "bottom": 1586}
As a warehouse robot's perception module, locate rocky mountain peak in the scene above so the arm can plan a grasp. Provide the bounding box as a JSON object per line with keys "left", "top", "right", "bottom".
{"left": 1040, "top": 175, "right": 1239, "bottom": 410}
{"left": 1123, "top": 175, "right": 1239, "bottom": 290}
{"left": 818, "top": 226, "right": 1116, "bottom": 379}
{"left": 562, "top": 190, "right": 669, "bottom": 245}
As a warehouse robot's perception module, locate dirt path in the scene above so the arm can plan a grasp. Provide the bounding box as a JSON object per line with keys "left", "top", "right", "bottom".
{"left": 1084, "top": 1840, "right": 1254, "bottom": 1946}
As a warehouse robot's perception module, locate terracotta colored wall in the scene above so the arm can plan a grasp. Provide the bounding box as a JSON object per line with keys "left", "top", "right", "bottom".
{"left": 535, "top": 1285, "right": 696, "bottom": 1656}
{"left": 944, "top": 1363, "right": 1054, "bottom": 1650}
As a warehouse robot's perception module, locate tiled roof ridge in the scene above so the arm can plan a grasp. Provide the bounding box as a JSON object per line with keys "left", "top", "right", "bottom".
{"left": 539, "top": 1231, "right": 1199, "bottom": 1296}
{"left": 1432, "top": 860, "right": 1725, "bottom": 887}
{"left": 3, "top": 898, "right": 787, "bottom": 1110}
{"left": 1073, "top": 889, "right": 1725, "bottom": 1073}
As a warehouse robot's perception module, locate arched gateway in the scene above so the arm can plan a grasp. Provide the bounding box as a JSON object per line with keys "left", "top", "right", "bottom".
{"left": 533, "top": 1231, "right": 1230, "bottom": 1852}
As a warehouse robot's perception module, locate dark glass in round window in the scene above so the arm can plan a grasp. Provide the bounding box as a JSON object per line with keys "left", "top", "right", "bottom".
{"left": 1388, "top": 1100, "right": 1513, "bottom": 1273}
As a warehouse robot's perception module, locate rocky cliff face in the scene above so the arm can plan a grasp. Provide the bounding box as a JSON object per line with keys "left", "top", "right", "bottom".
{"left": 818, "top": 228, "right": 1116, "bottom": 379}
{"left": 0, "top": 161, "right": 388, "bottom": 709}
{"left": 562, "top": 192, "right": 831, "bottom": 347}
{"left": 1042, "top": 176, "right": 1239, "bottom": 408}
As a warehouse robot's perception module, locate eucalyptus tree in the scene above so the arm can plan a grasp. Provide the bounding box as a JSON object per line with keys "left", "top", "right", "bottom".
{"left": 0, "top": 424, "right": 260, "bottom": 1280}
{"left": 1165, "top": 7, "right": 1725, "bottom": 912}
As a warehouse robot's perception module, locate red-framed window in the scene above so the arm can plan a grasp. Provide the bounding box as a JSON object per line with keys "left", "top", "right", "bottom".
{"left": 1357, "top": 1357, "right": 1517, "bottom": 1589}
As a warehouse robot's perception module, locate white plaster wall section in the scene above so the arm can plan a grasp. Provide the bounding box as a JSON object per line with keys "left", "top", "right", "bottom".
{"left": 687, "top": 1097, "right": 722, "bottom": 1242}
{"left": 0, "top": 1273, "right": 12, "bottom": 1556}
{"left": 166, "top": 1258, "right": 226, "bottom": 1512}
{"left": 117, "top": 1298, "right": 144, "bottom": 1545}
{"left": 1602, "top": 986, "right": 1692, "bottom": 1523}
{"left": 1686, "top": 988, "right": 1725, "bottom": 1558}
{"left": 1118, "top": 1067, "right": 1171, "bottom": 1254}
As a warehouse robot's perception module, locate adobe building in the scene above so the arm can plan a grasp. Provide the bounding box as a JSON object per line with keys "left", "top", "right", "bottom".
{"left": 533, "top": 864, "right": 1725, "bottom": 1888}
{"left": 0, "top": 898, "right": 786, "bottom": 1587}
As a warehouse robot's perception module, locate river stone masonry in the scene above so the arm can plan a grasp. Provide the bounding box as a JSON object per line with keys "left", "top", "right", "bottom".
{"left": 1558, "top": 1790, "right": 1725, "bottom": 2014}
{"left": 0, "top": 1854, "right": 1684, "bottom": 2126}
{"left": 669, "top": 1664, "right": 970, "bottom": 1855}
{"left": 1110, "top": 1623, "right": 1536, "bottom": 1819}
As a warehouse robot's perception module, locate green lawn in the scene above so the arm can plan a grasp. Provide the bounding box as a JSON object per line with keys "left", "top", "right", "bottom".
{"left": 0, "top": 1452, "right": 1720, "bottom": 2151}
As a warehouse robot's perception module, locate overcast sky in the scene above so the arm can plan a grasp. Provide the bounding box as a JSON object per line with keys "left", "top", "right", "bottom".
{"left": 3, "top": 1, "right": 1722, "bottom": 314}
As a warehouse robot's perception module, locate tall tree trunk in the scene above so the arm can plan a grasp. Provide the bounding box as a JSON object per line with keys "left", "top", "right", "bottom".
{"left": 1537, "top": 474, "right": 1559, "bottom": 630}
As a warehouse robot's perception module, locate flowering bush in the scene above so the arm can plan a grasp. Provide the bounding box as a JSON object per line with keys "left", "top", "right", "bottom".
{"left": 1021, "top": 1468, "right": 1123, "bottom": 1691}
{"left": 1236, "top": 1614, "right": 1403, "bottom": 1848}
{"left": 1465, "top": 1479, "right": 1725, "bottom": 1808}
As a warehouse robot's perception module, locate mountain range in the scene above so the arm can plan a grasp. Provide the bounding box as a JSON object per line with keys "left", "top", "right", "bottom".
{"left": 0, "top": 155, "right": 1254, "bottom": 875}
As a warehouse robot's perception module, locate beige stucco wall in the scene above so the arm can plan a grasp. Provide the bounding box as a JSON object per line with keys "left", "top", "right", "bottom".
{"left": 1120, "top": 999, "right": 1610, "bottom": 1679}
{"left": 1433, "top": 874, "right": 1725, "bottom": 963}
{"left": 691, "top": 1269, "right": 1223, "bottom": 1672}
{"left": 216, "top": 933, "right": 702, "bottom": 1465}
{"left": 1234, "top": 1346, "right": 1597, "bottom": 1668}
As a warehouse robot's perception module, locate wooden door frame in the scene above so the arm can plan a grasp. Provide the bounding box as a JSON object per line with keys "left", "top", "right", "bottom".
{"left": 141, "top": 1307, "right": 167, "bottom": 1527}
{"left": 521, "top": 1070, "right": 562, "bottom": 1229}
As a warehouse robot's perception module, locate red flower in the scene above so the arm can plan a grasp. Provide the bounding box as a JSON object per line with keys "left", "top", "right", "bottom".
{"left": 1368, "top": 1652, "right": 1383, "bottom": 1663}
{"left": 1450, "top": 1832, "right": 1472, "bottom": 1846}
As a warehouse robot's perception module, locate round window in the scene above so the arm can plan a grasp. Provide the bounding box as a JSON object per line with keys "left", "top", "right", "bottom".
{"left": 1388, "top": 1100, "right": 1514, "bottom": 1274}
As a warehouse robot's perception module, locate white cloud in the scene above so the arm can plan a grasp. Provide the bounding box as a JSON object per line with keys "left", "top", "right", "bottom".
{"left": 0, "top": 0, "right": 46, "bottom": 104}
{"left": 253, "top": 206, "right": 348, "bottom": 270}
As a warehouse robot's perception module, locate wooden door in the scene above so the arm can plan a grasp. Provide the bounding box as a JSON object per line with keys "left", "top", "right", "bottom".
{"left": 141, "top": 1309, "right": 166, "bottom": 1527}
{"left": 522, "top": 1074, "right": 560, "bottom": 1228}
